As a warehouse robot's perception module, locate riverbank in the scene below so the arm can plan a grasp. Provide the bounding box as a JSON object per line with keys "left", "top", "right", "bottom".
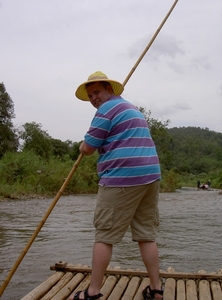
{"left": 1, "top": 150, "right": 222, "bottom": 201}
{"left": 2, "top": 185, "right": 222, "bottom": 201}
{"left": 0, "top": 190, "right": 96, "bottom": 201}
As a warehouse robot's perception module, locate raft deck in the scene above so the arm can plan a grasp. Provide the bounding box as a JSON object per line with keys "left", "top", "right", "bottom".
{"left": 21, "top": 262, "right": 222, "bottom": 300}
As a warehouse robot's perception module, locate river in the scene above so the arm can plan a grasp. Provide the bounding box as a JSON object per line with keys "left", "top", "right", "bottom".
{"left": 0, "top": 189, "right": 222, "bottom": 299}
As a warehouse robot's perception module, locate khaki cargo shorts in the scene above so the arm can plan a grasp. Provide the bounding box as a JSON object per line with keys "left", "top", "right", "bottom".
{"left": 94, "top": 180, "right": 160, "bottom": 244}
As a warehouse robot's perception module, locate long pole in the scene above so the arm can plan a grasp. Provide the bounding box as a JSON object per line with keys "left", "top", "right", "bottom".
{"left": 0, "top": 154, "right": 84, "bottom": 297}
{"left": 0, "top": 0, "right": 179, "bottom": 297}
{"left": 123, "top": 0, "right": 179, "bottom": 87}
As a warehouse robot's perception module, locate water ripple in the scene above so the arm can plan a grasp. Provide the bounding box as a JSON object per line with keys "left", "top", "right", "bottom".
{"left": 0, "top": 190, "right": 222, "bottom": 299}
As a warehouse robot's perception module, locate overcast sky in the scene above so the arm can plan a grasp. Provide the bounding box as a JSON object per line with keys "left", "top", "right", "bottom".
{"left": 1, "top": 0, "right": 221, "bottom": 143}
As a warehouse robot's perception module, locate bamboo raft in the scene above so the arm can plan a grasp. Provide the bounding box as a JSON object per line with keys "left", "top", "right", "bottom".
{"left": 21, "top": 262, "right": 222, "bottom": 300}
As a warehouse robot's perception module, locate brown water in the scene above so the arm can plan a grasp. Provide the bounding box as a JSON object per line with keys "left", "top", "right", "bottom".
{"left": 0, "top": 189, "right": 222, "bottom": 299}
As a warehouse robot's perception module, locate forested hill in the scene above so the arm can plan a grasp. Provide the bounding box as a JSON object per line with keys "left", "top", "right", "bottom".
{"left": 166, "top": 126, "right": 222, "bottom": 174}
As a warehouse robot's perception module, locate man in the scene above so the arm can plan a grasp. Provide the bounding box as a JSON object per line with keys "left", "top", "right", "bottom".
{"left": 71, "top": 71, "right": 163, "bottom": 300}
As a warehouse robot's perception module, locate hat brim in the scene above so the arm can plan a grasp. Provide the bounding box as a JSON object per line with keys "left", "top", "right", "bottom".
{"left": 75, "top": 79, "right": 124, "bottom": 101}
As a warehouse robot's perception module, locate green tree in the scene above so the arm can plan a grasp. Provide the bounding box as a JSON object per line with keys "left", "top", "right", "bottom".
{"left": 20, "top": 122, "right": 52, "bottom": 159}
{"left": 167, "top": 127, "right": 222, "bottom": 175}
{"left": 0, "top": 83, "right": 18, "bottom": 158}
{"left": 68, "top": 141, "right": 82, "bottom": 161}
{"left": 50, "top": 138, "right": 70, "bottom": 159}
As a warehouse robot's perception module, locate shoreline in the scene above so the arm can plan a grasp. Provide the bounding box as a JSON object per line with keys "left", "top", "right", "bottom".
{"left": 1, "top": 187, "right": 222, "bottom": 201}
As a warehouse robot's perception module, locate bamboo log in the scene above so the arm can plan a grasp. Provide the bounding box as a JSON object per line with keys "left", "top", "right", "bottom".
{"left": 199, "top": 280, "right": 211, "bottom": 300}
{"left": 121, "top": 276, "right": 141, "bottom": 300}
{"left": 51, "top": 272, "right": 87, "bottom": 300}
{"left": 186, "top": 279, "right": 198, "bottom": 300}
{"left": 133, "top": 277, "right": 150, "bottom": 300}
{"left": 107, "top": 276, "right": 130, "bottom": 300}
{"left": 50, "top": 264, "right": 222, "bottom": 280}
{"left": 210, "top": 281, "right": 222, "bottom": 300}
{"left": 21, "top": 271, "right": 64, "bottom": 300}
{"left": 176, "top": 279, "right": 185, "bottom": 300}
{"left": 164, "top": 278, "right": 176, "bottom": 300}
{"left": 41, "top": 272, "right": 74, "bottom": 300}
{"left": 100, "top": 276, "right": 118, "bottom": 300}
{"left": 20, "top": 268, "right": 222, "bottom": 300}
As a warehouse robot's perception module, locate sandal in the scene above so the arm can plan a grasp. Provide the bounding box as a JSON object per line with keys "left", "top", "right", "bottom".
{"left": 142, "top": 285, "right": 163, "bottom": 300}
{"left": 73, "top": 287, "right": 103, "bottom": 300}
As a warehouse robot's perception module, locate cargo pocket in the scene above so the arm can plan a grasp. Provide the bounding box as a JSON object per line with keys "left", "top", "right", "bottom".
{"left": 94, "top": 207, "right": 114, "bottom": 230}
{"left": 155, "top": 209, "right": 159, "bottom": 226}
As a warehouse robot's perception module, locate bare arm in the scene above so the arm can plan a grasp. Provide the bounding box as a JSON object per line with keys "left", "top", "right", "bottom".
{"left": 79, "top": 141, "right": 96, "bottom": 155}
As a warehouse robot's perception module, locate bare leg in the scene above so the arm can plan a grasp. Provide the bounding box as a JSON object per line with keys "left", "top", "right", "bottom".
{"left": 139, "top": 241, "right": 162, "bottom": 299}
{"left": 71, "top": 242, "right": 112, "bottom": 299}
{"left": 89, "top": 242, "right": 112, "bottom": 294}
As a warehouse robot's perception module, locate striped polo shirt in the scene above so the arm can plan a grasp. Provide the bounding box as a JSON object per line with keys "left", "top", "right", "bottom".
{"left": 84, "top": 96, "right": 161, "bottom": 186}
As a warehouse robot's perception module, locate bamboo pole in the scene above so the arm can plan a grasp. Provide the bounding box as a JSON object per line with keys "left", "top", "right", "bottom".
{"left": 50, "top": 264, "right": 222, "bottom": 280}
{"left": 122, "top": 0, "right": 179, "bottom": 87}
{"left": 0, "top": 154, "right": 83, "bottom": 297}
{"left": 0, "top": 0, "right": 179, "bottom": 296}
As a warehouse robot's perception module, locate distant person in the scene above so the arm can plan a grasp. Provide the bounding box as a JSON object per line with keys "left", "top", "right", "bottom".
{"left": 197, "top": 180, "right": 200, "bottom": 189}
{"left": 201, "top": 183, "right": 205, "bottom": 190}
{"left": 207, "top": 180, "right": 211, "bottom": 189}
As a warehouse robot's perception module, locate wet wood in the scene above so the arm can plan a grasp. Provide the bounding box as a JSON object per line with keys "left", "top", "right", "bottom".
{"left": 107, "top": 276, "right": 130, "bottom": 300}
{"left": 210, "top": 280, "right": 222, "bottom": 300}
{"left": 199, "top": 280, "right": 211, "bottom": 300}
{"left": 164, "top": 278, "right": 176, "bottom": 300}
{"left": 186, "top": 279, "right": 198, "bottom": 300}
{"left": 22, "top": 263, "right": 222, "bottom": 300}
{"left": 41, "top": 272, "right": 74, "bottom": 300}
{"left": 21, "top": 271, "right": 64, "bottom": 300}
{"left": 121, "top": 276, "right": 141, "bottom": 300}
{"left": 52, "top": 273, "right": 88, "bottom": 300}
{"left": 50, "top": 264, "right": 222, "bottom": 280}
{"left": 133, "top": 277, "right": 150, "bottom": 300}
{"left": 100, "top": 275, "right": 118, "bottom": 300}
{"left": 176, "top": 279, "right": 185, "bottom": 300}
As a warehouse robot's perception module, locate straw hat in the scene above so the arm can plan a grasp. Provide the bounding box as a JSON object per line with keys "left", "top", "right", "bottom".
{"left": 75, "top": 71, "right": 124, "bottom": 101}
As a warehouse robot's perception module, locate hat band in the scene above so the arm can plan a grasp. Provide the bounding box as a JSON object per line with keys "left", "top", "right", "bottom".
{"left": 88, "top": 75, "right": 108, "bottom": 81}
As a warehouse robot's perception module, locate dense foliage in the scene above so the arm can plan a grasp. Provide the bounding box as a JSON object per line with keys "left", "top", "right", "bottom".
{"left": 0, "top": 83, "right": 18, "bottom": 158}
{"left": 167, "top": 127, "right": 222, "bottom": 174}
{"left": 0, "top": 150, "right": 98, "bottom": 198}
{"left": 0, "top": 83, "right": 221, "bottom": 198}
{"left": 19, "top": 121, "right": 82, "bottom": 161}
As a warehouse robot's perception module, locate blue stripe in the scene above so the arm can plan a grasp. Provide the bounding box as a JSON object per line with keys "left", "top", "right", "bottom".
{"left": 84, "top": 96, "right": 161, "bottom": 186}
{"left": 99, "top": 98, "right": 130, "bottom": 114}
{"left": 99, "top": 147, "right": 158, "bottom": 162}
{"left": 85, "top": 133, "right": 104, "bottom": 147}
{"left": 91, "top": 116, "right": 111, "bottom": 131}
{"left": 112, "top": 109, "right": 142, "bottom": 124}
{"left": 106, "top": 127, "right": 150, "bottom": 141}
{"left": 98, "top": 165, "right": 161, "bottom": 178}
{"left": 98, "top": 164, "right": 160, "bottom": 178}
